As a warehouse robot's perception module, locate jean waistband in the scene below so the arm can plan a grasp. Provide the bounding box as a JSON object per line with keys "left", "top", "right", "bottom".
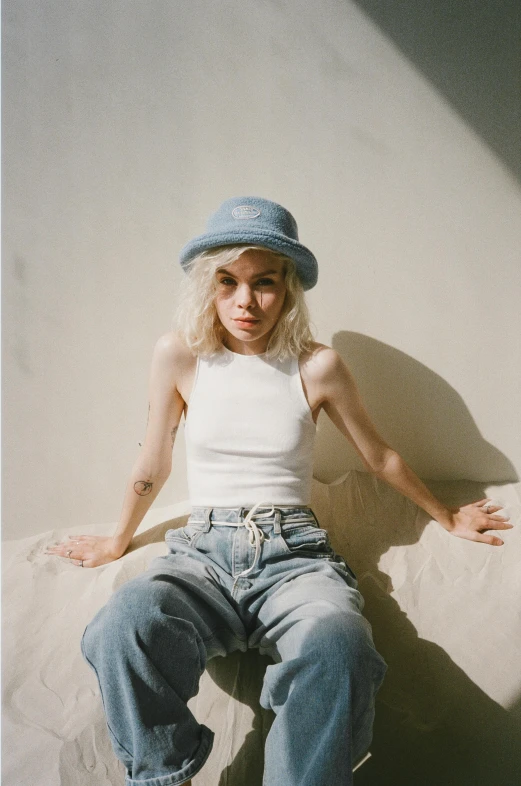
{"left": 188, "top": 503, "right": 316, "bottom": 590}
{"left": 190, "top": 504, "right": 314, "bottom": 524}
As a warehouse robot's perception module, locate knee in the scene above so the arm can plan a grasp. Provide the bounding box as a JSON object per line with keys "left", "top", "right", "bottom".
{"left": 330, "top": 612, "right": 388, "bottom": 698}
{"left": 307, "top": 610, "right": 384, "bottom": 680}
{"left": 294, "top": 612, "right": 386, "bottom": 724}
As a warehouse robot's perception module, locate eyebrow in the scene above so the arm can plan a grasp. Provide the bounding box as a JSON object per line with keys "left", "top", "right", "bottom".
{"left": 216, "top": 268, "right": 280, "bottom": 277}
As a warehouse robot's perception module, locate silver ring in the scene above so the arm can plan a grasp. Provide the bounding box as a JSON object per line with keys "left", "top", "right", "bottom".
{"left": 80, "top": 560, "right": 84, "bottom": 568}
{"left": 67, "top": 549, "right": 73, "bottom": 558}
{"left": 483, "top": 504, "right": 491, "bottom": 514}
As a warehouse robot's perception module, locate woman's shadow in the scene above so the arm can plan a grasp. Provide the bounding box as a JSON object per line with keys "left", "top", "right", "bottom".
{"left": 323, "top": 332, "right": 521, "bottom": 785}
{"left": 130, "top": 332, "right": 520, "bottom": 785}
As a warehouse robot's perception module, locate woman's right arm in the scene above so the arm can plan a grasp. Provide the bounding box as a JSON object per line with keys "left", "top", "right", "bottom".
{"left": 46, "top": 333, "right": 188, "bottom": 567}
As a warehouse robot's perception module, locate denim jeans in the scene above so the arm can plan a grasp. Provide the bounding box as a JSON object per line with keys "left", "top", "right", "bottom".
{"left": 81, "top": 505, "right": 388, "bottom": 786}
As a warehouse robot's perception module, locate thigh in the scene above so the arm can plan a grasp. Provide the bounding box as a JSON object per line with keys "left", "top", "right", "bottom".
{"left": 249, "top": 563, "right": 385, "bottom": 677}
{"left": 84, "top": 552, "right": 249, "bottom": 665}
{"left": 144, "top": 553, "right": 249, "bottom": 660}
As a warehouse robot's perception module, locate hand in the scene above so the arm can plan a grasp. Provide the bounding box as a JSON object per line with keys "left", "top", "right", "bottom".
{"left": 444, "top": 498, "right": 514, "bottom": 546}
{"left": 45, "top": 535, "right": 125, "bottom": 568}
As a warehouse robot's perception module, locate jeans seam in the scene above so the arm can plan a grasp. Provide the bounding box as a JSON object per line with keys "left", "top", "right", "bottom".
{"left": 81, "top": 631, "right": 134, "bottom": 761}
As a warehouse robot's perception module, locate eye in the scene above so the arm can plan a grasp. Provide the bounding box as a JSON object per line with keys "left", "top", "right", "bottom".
{"left": 257, "top": 278, "right": 275, "bottom": 286}
{"left": 218, "top": 277, "right": 236, "bottom": 286}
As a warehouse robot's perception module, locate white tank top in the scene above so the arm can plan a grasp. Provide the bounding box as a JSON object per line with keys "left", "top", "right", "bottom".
{"left": 184, "top": 346, "right": 316, "bottom": 506}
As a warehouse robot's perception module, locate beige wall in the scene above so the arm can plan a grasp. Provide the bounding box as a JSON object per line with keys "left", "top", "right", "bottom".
{"left": 3, "top": 1, "right": 520, "bottom": 539}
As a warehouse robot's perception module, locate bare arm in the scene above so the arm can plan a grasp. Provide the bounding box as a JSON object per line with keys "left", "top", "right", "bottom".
{"left": 317, "top": 348, "right": 513, "bottom": 546}
{"left": 110, "top": 334, "right": 186, "bottom": 555}
{"left": 46, "top": 333, "right": 188, "bottom": 567}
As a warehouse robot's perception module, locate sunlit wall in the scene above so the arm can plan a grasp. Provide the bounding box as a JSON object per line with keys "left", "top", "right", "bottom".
{"left": 3, "top": 0, "right": 520, "bottom": 539}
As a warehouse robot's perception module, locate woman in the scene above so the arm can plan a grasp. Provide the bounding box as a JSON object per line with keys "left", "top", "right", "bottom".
{"left": 47, "top": 196, "right": 512, "bottom": 786}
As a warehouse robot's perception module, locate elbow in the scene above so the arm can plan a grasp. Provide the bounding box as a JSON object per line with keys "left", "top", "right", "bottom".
{"left": 370, "top": 448, "right": 399, "bottom": 475}
{"left": 157, "top": 463, "right": 172, "bottom": 482}
{"left": 155, "top": 457, "right": 172, "bottom": 481}
{"left": 135, "top": 454, "right": 172, "bottom": 482}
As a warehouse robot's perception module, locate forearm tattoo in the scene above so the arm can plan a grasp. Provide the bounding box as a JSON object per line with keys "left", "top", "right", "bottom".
{"left": 171, "top": 425, "right": 178, "bottom": 446}
{"left": 134, "top": 480, "right": 153, "bottom": 496}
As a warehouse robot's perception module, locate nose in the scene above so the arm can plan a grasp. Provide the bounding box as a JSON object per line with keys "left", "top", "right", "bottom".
{"left": 235, "top": 282, "right": 255, "bottom": 309}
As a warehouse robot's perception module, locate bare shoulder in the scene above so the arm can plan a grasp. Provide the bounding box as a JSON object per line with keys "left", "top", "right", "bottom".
{"left": 153, "top": 331, "right": 197, "bottom": 370}
{"left": 299, "top": 342, "right": 345, "bottom": 382}
{"left": 150, "top": 332, "right": 198, "bottom": 401}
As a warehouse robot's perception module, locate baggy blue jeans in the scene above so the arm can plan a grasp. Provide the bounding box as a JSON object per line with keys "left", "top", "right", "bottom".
{"left": 81, "top": 506, "right": 388, "bottom": 786}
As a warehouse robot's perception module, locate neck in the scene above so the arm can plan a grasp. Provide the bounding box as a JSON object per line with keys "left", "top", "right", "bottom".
{"left": 222, "top": 335, "right": 271, "bottom": 356}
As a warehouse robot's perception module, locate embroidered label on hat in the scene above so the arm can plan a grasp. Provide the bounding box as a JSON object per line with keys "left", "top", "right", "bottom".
{"left": 232, "top": 205, "right": 261, "bottom": 219}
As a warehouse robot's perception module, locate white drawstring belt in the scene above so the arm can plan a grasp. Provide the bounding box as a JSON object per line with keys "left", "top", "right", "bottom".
{"left": 213, "top": 502, "right": 275, "bottom": 589}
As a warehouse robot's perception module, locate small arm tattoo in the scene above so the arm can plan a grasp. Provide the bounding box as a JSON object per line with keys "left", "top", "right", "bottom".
{"left": 134, "top": 480, "right": 153, "bottom": 496}
{"left": 171, "top": 425, "right": 178, "bottom": 446}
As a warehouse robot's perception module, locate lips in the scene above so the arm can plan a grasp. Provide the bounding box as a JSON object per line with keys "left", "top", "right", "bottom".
{"left": 233, "top": 318, "right": 260, "bottom": 326}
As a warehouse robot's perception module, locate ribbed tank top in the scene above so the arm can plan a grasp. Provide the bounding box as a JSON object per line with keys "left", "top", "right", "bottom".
{"left": 184, "top": 346, "right": 316, "bottom": 506}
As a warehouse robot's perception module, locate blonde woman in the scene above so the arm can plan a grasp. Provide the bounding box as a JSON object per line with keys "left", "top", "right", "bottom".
{"left": 47, "top": 196, "right": 512, "bottom": 786}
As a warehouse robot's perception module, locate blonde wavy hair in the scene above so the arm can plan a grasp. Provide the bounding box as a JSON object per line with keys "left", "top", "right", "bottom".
{"left": 173, "top": 245, "right": 315, "bottom": 359}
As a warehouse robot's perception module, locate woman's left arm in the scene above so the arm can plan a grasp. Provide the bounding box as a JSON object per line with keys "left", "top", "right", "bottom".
{"left": 316, "top": 349, "right": 513, "bottom": 546}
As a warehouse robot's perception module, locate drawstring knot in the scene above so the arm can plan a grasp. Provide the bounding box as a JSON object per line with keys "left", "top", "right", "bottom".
{"left": 232, "top": 502, "right": 275, "bottom": 589}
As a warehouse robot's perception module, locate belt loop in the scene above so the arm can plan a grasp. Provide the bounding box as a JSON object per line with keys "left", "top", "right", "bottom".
{"left": 273, "top": 508, "right": 281, "bottom": 534}
{"left": 204, "top": 508, "right": 213, "bottom": 532}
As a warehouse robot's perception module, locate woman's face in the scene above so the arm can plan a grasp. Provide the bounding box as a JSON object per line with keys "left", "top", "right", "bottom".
{"left": 214, "top": 249, "right": 287, "bottom": 355}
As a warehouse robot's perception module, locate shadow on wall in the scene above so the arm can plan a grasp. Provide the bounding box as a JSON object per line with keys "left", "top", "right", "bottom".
{"left": 320, "top": 472, "right": 521, "bottom": 786}
{"left": 312, "top": 331, "right": 518, "bottom": 484}
{"left": 352, "top": 0, "right": 521, "bottom": 182}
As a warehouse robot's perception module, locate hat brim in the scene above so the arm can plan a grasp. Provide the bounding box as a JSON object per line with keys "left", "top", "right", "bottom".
{"left": 179, "top": 229, "right": 318, "bottom": 291}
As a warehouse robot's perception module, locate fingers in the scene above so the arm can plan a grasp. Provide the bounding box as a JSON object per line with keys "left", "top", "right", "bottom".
{"left": 475, "top": 499, "right": 513, "bottom": 525}
{"left": 46, "top": 541, "right": 78, "bottom": 554}
{"left": 476, "top": 499, "right": 501, "bottom": 511}
{"left": 72, "top": 558, "right": 89, "bottom": 568}
{"left": 45, "top": 542, "right": 89, "bottom": 561}
{"left": 47, "top": 539, "right": 80, "bottom": 551}
{"left": 466, "top": 530, "right": 504, "bottom": 546}
{"left": 46, "top": 536, "right": 92, "bottom": 553}
{"left": 478, "top": 500, "right": 511, "bottom": 517}
{"left": 45, "top": 544, "right": 69, "bottom": 556}
{"left": 487, "top": 518, "right": 514, "bottom": 527}
{"left": 481, "top": 535, "right": 504, "bottom": 546}
{"left": 478, "top": 501, "right": 499, "bottom": 512}
{"left": 45, "top": 546, "right": 92, "bottom": 567}
{"left": 46, "top": 547, "right": 79, "bottom": 560}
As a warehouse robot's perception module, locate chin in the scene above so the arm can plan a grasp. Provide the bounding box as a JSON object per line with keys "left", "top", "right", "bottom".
{"left": 232, "top": 330, "right": 264, "bottom": 342}
{"left": 226, "top": 324, "right": 270, "bottom": 342}
{"left": 229, "top": 323, "right": 263, "bottom": 336}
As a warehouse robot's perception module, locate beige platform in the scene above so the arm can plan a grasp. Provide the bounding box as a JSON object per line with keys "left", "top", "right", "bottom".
{"left": 3, "top": 472, "right": 521, "bottom": 785}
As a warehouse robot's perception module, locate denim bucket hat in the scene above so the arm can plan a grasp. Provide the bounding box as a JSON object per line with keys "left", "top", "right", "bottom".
{"left": 179, "top": 196, "right": 318, "bottom": 290}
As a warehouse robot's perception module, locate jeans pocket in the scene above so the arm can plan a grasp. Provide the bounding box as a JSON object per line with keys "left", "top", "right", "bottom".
{"left": 279, "top": 522, "right": 334, "bottom": 557}
{"left": 165, "top": 521, "right": 205, "bottom": 548}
